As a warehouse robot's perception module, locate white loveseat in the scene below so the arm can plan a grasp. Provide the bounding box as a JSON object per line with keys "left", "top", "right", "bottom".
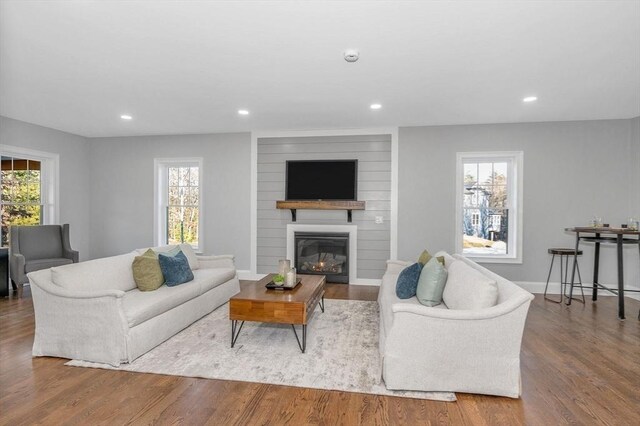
{"left": 28, "top": 248, "right": 240, "bottom": 366}
{"left": 378, "top": 252, "right": 534, "bottom": 398}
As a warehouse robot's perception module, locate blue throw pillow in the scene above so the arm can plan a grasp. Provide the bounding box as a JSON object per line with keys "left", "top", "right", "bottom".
{"left": 395, "top": 262, "right": 423, "bottom": 299}
{"left": 158, "top": 250, "right": 194, "bottom": 286}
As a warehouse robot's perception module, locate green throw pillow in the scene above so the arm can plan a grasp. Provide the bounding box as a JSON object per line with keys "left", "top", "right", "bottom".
{"left": 418, "top": 249, "right": 445, "bottom": 266}
{"left": 132, "top": 249, "right": 164, "bottom": 291}
{"left": 418, "top": 249, "right": 432, "bottom": 265}
{"left": 416, "top": 256, "right": 449, "bottom": 307}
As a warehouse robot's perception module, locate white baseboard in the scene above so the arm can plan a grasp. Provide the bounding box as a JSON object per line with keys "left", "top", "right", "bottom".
{"left": 515, "top": 281, "right": 640, "bottom": 301}
{"left": 350, "top": 278, "right": 382, "bottom": 286}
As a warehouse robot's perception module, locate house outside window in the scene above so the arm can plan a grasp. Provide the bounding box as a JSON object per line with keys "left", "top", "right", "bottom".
{"left": 456, "top": 151, "right": 523, "bottom": 263}
{"left": 154, "top": 158, "right": 203, "bottom": 251}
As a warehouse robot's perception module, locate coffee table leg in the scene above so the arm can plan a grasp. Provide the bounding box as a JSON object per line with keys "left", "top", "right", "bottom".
{"left": 231, "top": 320, "right": 244, "bottom": 348}
{"left": 291, "top": 324, "right": 307, "bottom": 353}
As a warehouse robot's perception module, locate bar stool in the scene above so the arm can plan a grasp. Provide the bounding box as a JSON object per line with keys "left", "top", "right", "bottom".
{"left": 544, "top": 248, "right": 585, "bottom": 304}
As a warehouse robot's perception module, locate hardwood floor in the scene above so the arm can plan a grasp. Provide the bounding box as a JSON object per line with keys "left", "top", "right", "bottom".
{"left": 1, "top": 283, "right": 638, "bottom": 425}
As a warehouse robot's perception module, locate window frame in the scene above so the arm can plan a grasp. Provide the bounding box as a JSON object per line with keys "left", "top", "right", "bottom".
{"left": 154, "top": 157, "right": 204, "bottom": 251}
{"left": 455, "top": 151, "right": 523, "bottom": 264}
{"left": 0, "top": 145, "right": 59, "bottom": 246}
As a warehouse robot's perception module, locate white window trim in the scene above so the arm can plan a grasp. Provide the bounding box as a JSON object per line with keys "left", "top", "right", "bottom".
{"left": 0, "top": 144, "right": 59, "bottom": 227}
{"left": 153, "top": 157, "right": 204, "bottom": 252}
{"left": 455, "top": 151, "right": 523, "bottom": 264}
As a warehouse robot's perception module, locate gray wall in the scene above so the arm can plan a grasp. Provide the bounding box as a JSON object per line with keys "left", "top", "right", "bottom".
{"left": 2, "top": 114, "right": 637, "bottom": 288}
{"left": 257, "top": 135, "right": 391, "bottom": 279}
{"left": 398, "top": 118, "right": 640, "bottom": 288}
{"left": 630, "top": 117, "right": 640, "bottom": 215}
{"left": 0, "top": 116, "right": 92, "bottom": 260}
{"left": 88, "top": 132, "right": 252, "bottom": 269}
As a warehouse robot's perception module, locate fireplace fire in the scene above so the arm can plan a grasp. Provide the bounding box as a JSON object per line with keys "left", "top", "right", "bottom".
{"left": 294, "top": 232, "right": 349, "bottom": 283}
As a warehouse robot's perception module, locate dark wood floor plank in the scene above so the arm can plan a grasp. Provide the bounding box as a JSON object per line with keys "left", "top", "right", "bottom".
{"left": 1, "top": 284, "right": 639, "bottom": 425}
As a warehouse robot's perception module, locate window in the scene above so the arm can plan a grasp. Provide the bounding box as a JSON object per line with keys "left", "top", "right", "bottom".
{"left": 0, "top": 146, "right": 58, "bottom": 247}
{"left": 1, "top": 157, "right": 42, "bottom": 246}
{"left": 154, "top": 158, "right": 203, "bottom": 250}
{"left": 456, "top": 151, "right": 523, "bottom": 263}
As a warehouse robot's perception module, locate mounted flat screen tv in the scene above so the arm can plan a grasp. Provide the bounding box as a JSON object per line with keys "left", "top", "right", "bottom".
{"left": 286, "top": 160, "right": 358, "bottom": 201}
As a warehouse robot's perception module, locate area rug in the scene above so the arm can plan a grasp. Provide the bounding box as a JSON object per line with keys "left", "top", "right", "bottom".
{"left": 66, "top": 299, "right": 456, "bottom": 401}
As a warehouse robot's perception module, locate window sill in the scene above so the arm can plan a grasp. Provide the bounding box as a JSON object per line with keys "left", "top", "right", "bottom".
{"left": 461, "top": 254, "right": 523, "bottom": 265}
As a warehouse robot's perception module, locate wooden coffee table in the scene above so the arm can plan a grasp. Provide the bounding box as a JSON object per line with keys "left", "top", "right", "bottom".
{"left": 229, "top": 274, "right": 326, "bottom": 353}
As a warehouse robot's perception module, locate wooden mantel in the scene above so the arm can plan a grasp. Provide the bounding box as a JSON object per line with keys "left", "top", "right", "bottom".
{"left": 276, "top": 200, "right": 366, "bottom": 223}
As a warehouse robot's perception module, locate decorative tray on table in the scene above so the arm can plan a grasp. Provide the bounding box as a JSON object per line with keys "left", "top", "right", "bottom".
{"left": 265, "top": 278, "right": 301, "bottom": 290}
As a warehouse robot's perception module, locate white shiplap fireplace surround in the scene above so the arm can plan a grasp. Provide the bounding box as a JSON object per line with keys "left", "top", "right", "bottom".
{"left": 286, "top": 224, "right": 358, "bottom": 285}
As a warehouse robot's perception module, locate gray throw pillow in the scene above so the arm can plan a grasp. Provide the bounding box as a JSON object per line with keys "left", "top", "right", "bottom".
{"left": 416, "top": 257, "right": 448, "bottom": 307}
{"left": 395, "top": 262, "right": 423, "bottom": 299}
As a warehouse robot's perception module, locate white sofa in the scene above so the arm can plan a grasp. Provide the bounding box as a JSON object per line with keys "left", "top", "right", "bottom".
{"left": 28, "top": 248, "right": 240, "bottom": 366}
{"left": 378, "top": 252, "right": 534, "bottom": 398}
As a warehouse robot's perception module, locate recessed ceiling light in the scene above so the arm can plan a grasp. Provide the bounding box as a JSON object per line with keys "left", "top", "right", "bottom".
{"left": 370, "top": 103, "right": 382, "bottom": 110}
{"left": 344, "top": 50, "right": 359, "bottom": 62}
{"left": 522, "top": 96, "right": 537, "bottom": 103}
{"left": 238, "top": 109, "right": 249, "bottom": 115}
{"left": 120, "top": 114, "right": 133, "bottom": 120}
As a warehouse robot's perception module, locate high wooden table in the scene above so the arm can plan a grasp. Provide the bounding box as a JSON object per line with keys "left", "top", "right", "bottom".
{"left": 229, "top": 274, "right": 326, "bottom": 353}
{"left": 565, "top": 227, "right": 640, "bottom": 320}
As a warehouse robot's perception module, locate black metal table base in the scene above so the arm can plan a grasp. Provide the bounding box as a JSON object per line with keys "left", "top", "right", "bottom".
{"left": 230, "top": 295, "right": 325, "bottom": 353}
{"left": 291, "top": 324, "right": 307, "bottom": 352}
{"left": 231, "top": 320, "right": 244, "bottom": 348}
{"left": 570, "top": 232, "right": 640, "bottom": 320}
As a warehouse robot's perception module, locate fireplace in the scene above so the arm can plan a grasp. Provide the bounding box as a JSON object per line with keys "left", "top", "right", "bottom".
{"left": 294, "top": 232, "right": 349, "bottom": 283}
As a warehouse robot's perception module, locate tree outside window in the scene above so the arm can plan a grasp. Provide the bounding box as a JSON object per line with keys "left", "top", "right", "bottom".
{"left": 1, "top": 157, "right": 42, "bottom": 246}
{"left": 167, "top": 166, "right": 199, "bottom": 247}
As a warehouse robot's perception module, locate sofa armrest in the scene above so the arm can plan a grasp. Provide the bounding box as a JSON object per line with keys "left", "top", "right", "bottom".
{"left": 384, "top": 260, "right": 411, "bottom": 276}
{"left": 384, "top": 294, "right": 534, "bottom": 398}
{"left": 61, "top": 224, "right": 79, "bottom": 263}
{"left": 9, "top": 252, "right": 26, "bottom": 284}
{"left": 64, "top": 249, "right": 80, "bottom": 263}
{"left": 197, "top": 254, "right": 236, "bottom": 270}
{"left": 28, "top": 271, "right": 125, "bottom": 299}
{"left": 391, "top": 293, "right": 534, "bottom": 321}
{"left": 28, "top": 270, "right": 129, "bottom": 366}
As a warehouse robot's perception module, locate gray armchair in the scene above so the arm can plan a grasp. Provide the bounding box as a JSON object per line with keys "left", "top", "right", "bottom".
{"left": 9, "top": 224, "right": 79, "bottom": 296}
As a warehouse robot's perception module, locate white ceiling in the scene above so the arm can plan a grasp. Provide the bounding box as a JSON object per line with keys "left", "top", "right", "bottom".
{"left": 1, "top": 1, "right": 639, "bottom": 138}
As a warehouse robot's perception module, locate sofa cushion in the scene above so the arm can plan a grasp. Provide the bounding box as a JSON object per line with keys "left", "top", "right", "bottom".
{"left": 158, "top": 251, "right": 194, "bottom": 286}
{"left": 132, "top": 249, "right": 164, "bottom": 292}
{"left": 25, "top": 257, "right": 73, "bottom": 273}
{"left": 416, "top": 257, "right": 448, "bottom": 307}
{"left": 196, "top": 268, "right": 237, "bottom": 294}
{"left": 51, "top": 253, "right": 137, "bottom": 292}
{"left": 122, "top": 268, "right": 235, "bottom": 327}
{"left": 122, "top": 281, "right": 200, "bottom": 327}
{"left": 136, "top": 244, "right": 200, "bottom": 270}
{"left": 443, "top": 260, "right": 498, "bottom": 310}
{"left": 395, "top": 262, "right": 423, "bottom": 299}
